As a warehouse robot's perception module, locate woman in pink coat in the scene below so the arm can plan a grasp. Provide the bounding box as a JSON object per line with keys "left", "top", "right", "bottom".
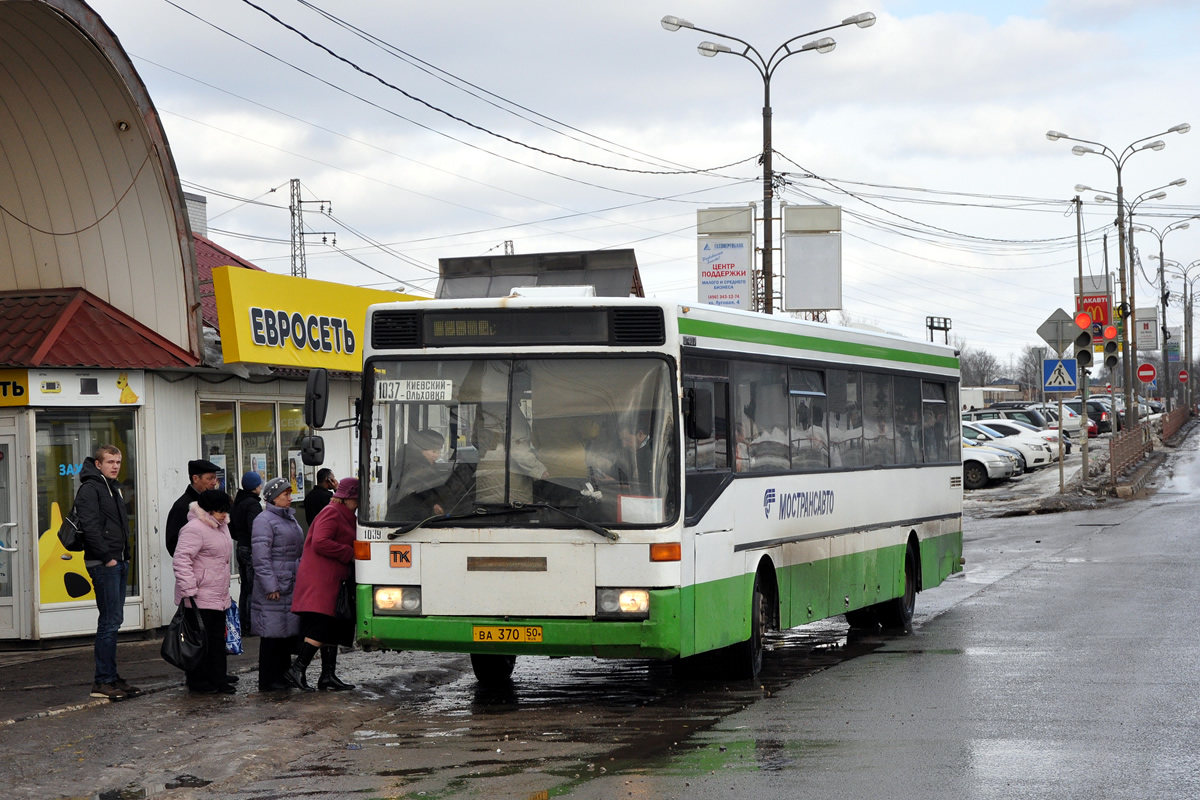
{"left": 172, "top": 489, "right": 235, "bottom": 694}
{"left": 286, "top": 477, "right": 358, "bottom": 692}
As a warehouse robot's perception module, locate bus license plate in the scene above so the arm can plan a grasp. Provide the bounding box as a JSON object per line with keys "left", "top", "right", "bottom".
{"left": 472, "top": 625, "right": 542, "bottom": 643}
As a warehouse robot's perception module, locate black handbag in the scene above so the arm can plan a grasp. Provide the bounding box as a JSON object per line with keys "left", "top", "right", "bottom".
{"left": 334, "top": 580, "right": 356, "bottom": 621}
{"left": 161, "top": 598, "right": 207, "bottom": 671}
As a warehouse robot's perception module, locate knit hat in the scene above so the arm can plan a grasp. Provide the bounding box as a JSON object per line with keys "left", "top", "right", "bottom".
{"left": 332, "top": 477, "right": 360, "bottom": 500}
{"left": 262, "top": 476, "right": 291, "bottom": 503}
{"left": 241, "top": 471, "right": 263, "bottom": 491}
{"left": 411, "top": 429, "right": 444, "bottom": 451}
{"left": 188, "top": 459, "right": 221, "bottom": 477}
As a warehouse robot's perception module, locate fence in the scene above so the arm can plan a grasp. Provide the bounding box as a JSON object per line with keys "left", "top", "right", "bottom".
{"left": 1109, "top": 423, "right": 1153, "bottom": 486}
{"left": 1160, "top": 405, "right": 1191, "bottom": 441}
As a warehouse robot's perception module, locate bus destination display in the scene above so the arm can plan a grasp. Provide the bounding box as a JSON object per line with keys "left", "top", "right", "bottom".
{"left": 423, "top": 309, "right": 608, "bottom": 346}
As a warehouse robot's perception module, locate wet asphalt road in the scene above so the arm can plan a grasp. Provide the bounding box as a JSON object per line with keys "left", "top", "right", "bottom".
{"left": 4, "top": 432, "right": 1198, "bottom": 800}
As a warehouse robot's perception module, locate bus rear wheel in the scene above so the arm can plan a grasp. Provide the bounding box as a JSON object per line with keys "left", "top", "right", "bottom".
{"left": 876, "top": 544, "right": 917, "bottom": 630}
{"left": 470, "top": 653, "right": 517, "bottom": 685}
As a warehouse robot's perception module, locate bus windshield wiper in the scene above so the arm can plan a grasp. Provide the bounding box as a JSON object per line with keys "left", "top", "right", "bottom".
{"left": 517, "top": 502, "right": 619, "bottom": 541}
{"left": 388, "top": 504, "right": 535, "bottom": 538}
{"left": 387, "top": 502, "right": 618, "bottom": 541}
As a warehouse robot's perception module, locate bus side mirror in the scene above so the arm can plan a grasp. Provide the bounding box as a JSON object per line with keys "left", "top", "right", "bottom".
{"left": 684, "top": 387, "right": 714, "bottom": 440}
{"left": 299, "top": 435, "right": 325, "bottom": 466}
{"left": 305, "top": 368, "right": 329, "bottom": 428}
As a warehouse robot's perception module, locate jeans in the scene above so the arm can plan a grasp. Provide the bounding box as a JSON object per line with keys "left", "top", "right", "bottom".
{"left": 87, "top": 561, "right": 127, "bottom": 685}
{"left": 236, "top": 544, "right": 254, "bottom": 635}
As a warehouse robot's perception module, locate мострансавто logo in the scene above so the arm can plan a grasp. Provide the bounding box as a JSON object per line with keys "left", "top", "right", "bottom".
{"left": 763, "top": 488, "right": 835, "bottom": 520}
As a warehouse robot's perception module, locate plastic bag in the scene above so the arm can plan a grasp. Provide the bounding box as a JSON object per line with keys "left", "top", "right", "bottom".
{"left": 225, "top": 599, "right": 243, "bottom": 655}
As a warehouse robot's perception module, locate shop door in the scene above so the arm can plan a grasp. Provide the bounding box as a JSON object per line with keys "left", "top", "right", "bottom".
{"left": 0, "top": 432, "right": 25, "bottom": 639}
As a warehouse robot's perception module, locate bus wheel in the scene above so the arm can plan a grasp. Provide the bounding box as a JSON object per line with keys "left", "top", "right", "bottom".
{"left": 470, "top": 653, "right": 517, "bottom": 685}
{"left": 727, "top": 572, "right": 770, "bottom": 679}
{"left": 876, "top": 544, "right": 917, "bottom": 631}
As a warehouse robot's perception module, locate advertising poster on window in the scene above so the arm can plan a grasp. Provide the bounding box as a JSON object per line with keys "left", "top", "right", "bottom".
{"left": 210, "top": 454, "right": 227, "bottom": 493}
{"left": 287, "top": 450, "right": 306, "bottom": 501}
{"left": 697, "top": 236, "right": 752, "bottom": 309}
{"left": 250, "top": 453, "right": 267, "bottom": 482}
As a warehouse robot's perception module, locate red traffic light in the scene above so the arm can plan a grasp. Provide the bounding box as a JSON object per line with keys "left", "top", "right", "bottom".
{"left": 1074, "top": 311, "right": 1093, "bottom": 329}
{"left": 1102, "top": 324, "right": 1118, "bottom": 340}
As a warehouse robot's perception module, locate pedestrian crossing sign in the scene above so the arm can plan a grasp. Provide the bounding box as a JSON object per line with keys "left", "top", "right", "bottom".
{"left": 1043, "top": 359, "right": 1077, "bottom": 392}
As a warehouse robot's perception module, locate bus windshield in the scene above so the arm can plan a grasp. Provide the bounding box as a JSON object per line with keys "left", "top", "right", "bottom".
{"left": 364, "top": 357, "right": 678, "bottom": 528}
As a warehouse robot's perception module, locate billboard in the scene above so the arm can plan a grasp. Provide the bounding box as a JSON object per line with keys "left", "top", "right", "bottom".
{"left": 697, "top": 237, "right": 753, "bottom": 309}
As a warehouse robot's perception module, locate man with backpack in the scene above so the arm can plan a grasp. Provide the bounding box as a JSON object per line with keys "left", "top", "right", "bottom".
{"left": 76, "top": 444, "right": 140, "bottom": 701}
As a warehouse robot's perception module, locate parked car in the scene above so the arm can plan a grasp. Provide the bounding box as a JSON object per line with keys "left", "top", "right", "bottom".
{"left": 1064, "top": 398, "right": 1120, "bottom": 434}
{"left": 1025, "top": 402, "right": 1083, "bottom": 435}
{"left": 962, "top": 421, "right": 1054, "bottom": 469}
{"left": 962, "top": 439, "right": 1017, "bottom": 490}
{"left": 985, "top": 417, "right": 1072, "bottom": 455}
{"left": 962, "top": 406, "right": 1050, "bottom": 429}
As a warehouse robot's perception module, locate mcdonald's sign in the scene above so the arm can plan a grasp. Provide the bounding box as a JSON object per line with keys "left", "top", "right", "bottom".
{"left": 1076, "top": 294, "right": 1111, "bottom": 326}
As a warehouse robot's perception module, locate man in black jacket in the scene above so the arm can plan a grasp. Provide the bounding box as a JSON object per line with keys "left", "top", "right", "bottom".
{"left": 77, "top": 444, "right": 139, "bottom": 701}
{"left": 229, "top": 471, "right": 263, "bottom": 635}
{"left": 165, "top": 459, "right": 221, "bottom": 556}
{"left": 303, "top": 468, "right": 336, "bottom": 524}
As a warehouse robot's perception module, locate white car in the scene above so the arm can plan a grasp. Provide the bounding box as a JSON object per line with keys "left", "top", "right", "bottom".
{"left": 962, "top": 421, "right": 1055, "bottom": 469}
{"left": 962, "top": 439, "right": 1017, "bottom": 490}
{"left": 979, "top": 417, "right": 1072, "bottom": 456}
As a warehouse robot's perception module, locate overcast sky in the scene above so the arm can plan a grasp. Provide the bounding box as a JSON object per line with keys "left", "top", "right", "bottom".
{"left": 87, "top": 0, "right": 1200, "bottom": 366}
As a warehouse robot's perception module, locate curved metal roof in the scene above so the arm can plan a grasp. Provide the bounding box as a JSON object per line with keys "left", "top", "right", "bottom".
{"left": 0, "top": 0, "right": 200, "bottom": 358}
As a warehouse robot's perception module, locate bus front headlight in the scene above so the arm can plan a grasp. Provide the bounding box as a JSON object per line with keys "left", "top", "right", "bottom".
{"left": 374, "top": 586, "right": 422, "bottom": 615}
{"left": 596, "top": 588, "right": 650, "bottom": 620}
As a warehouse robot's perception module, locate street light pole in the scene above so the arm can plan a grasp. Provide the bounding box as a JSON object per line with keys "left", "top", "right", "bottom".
{"left": 663, "top": 12, "right": 876, "bottom": 314}
{"left": 1138, "top": 217, "right": 1194, "bottom": 410}
{"left": 1046, "top": 123, "right": 1190, "bottom": 427}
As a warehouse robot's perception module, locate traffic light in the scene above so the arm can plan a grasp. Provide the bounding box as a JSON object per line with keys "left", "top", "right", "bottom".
{"left": 1102, "top": 324, "right": 1119, "bottom": 370}
{"left": 1073, "top": 311, "right": 1093, "bottom": 368}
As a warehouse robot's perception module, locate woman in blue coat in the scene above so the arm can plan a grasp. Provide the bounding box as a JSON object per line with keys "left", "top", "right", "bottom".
{"left": 251, "top": 477, "right": 304, "bottom": 691}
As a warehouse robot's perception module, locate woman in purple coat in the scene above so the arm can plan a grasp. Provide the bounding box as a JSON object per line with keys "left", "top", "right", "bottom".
{"left": 286, "top": 477, "right": 358, "bottom": 691}
{"left": 172, "top": 489, "right": 235, "bottom": 694}
{"left": 251, "top": 477, "right": 304, "bottom": 691}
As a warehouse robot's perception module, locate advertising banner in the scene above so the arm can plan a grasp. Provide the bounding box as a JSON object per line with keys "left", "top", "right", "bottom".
{"left": 697, "top": 237, "right": 753, "bottom": 309}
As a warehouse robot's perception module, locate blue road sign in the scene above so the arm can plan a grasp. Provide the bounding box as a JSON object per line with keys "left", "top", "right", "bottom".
{"left": 1043, "top": 358, "right": 1078, "bottom": 393}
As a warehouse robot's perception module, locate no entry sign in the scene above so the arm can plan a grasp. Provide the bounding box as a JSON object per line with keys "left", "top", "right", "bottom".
{"left": 1137, "top": 363, "right": 1157, "bottom": 383}
{"left": 1181, "top": 369, "right": 1190, "bottom": 384}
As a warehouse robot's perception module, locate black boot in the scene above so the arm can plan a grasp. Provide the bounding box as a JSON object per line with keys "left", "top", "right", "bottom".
{"left": 317, "top": 645, "right": 356, "bottom": 691}
{"left": 284, "top": 641, "right": 318, "bottom": 692}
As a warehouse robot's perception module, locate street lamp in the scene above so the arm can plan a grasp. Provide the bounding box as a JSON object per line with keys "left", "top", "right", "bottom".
{"left": 1048, "top": 123, "right": 1190, "bottom": 426}
{"left": 1172, "top": 262, "right": 1200, "bottom": 413}
{"left": 1136, "top": 216, "right": 1195, "bottom": 410}
{"left": 663, "top": 11, "right": 876, "bottom": 314}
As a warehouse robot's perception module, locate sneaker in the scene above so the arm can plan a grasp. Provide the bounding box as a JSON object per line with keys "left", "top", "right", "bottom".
{"left": 90, "top": 682, "right": 129, "bottom": 701}
{"left": 113, "top": 678, "right": 142, "bottom": 697}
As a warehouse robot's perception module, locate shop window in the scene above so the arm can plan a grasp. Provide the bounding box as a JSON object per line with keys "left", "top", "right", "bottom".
{"left": 200, "top": 401, "right": 236, "bottom": 494}
{"left": 281, "top": 402, "right": 315, "bottom": 524}
{"left": 240, "top": 402, "right": 278, "bottom": 484}
{"left": 35, "top": 409, "right": 139, "bottom": 603}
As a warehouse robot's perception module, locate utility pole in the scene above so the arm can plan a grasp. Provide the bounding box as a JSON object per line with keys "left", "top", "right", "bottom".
{"left": 289, "top": 178, "right": 335, "bottom": 278}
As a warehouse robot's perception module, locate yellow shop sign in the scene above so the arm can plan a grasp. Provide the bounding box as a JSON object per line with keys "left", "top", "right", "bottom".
{"left": 212, "top": 266, "right": 419, "bottom": 370}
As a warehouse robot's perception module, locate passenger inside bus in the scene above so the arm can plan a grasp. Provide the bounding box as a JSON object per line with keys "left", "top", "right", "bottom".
{"left": 388, "top": 429, "right": 452, "bottom": 518}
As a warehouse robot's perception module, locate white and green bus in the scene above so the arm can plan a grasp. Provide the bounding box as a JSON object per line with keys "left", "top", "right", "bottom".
{"left": 315, "top": 297, "right": 962, "bottom": 683}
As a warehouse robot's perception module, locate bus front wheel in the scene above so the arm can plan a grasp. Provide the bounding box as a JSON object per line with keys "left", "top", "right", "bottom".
{"left": 471, "top": 653, "right": 517, "bottom": 685}
{"left": 726, "top": 572, "right": 771, "bottom": 679}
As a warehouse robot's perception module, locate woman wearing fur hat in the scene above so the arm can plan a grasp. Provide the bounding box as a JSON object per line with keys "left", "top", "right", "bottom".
{"left": 172, "top": 489, "right": 235, "bottom": 694}
{"left": 286, "top": 477, "right": 359, "bottom": 692}
{"left": 251, "top": 477, "right": 304, "bottom": 691}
